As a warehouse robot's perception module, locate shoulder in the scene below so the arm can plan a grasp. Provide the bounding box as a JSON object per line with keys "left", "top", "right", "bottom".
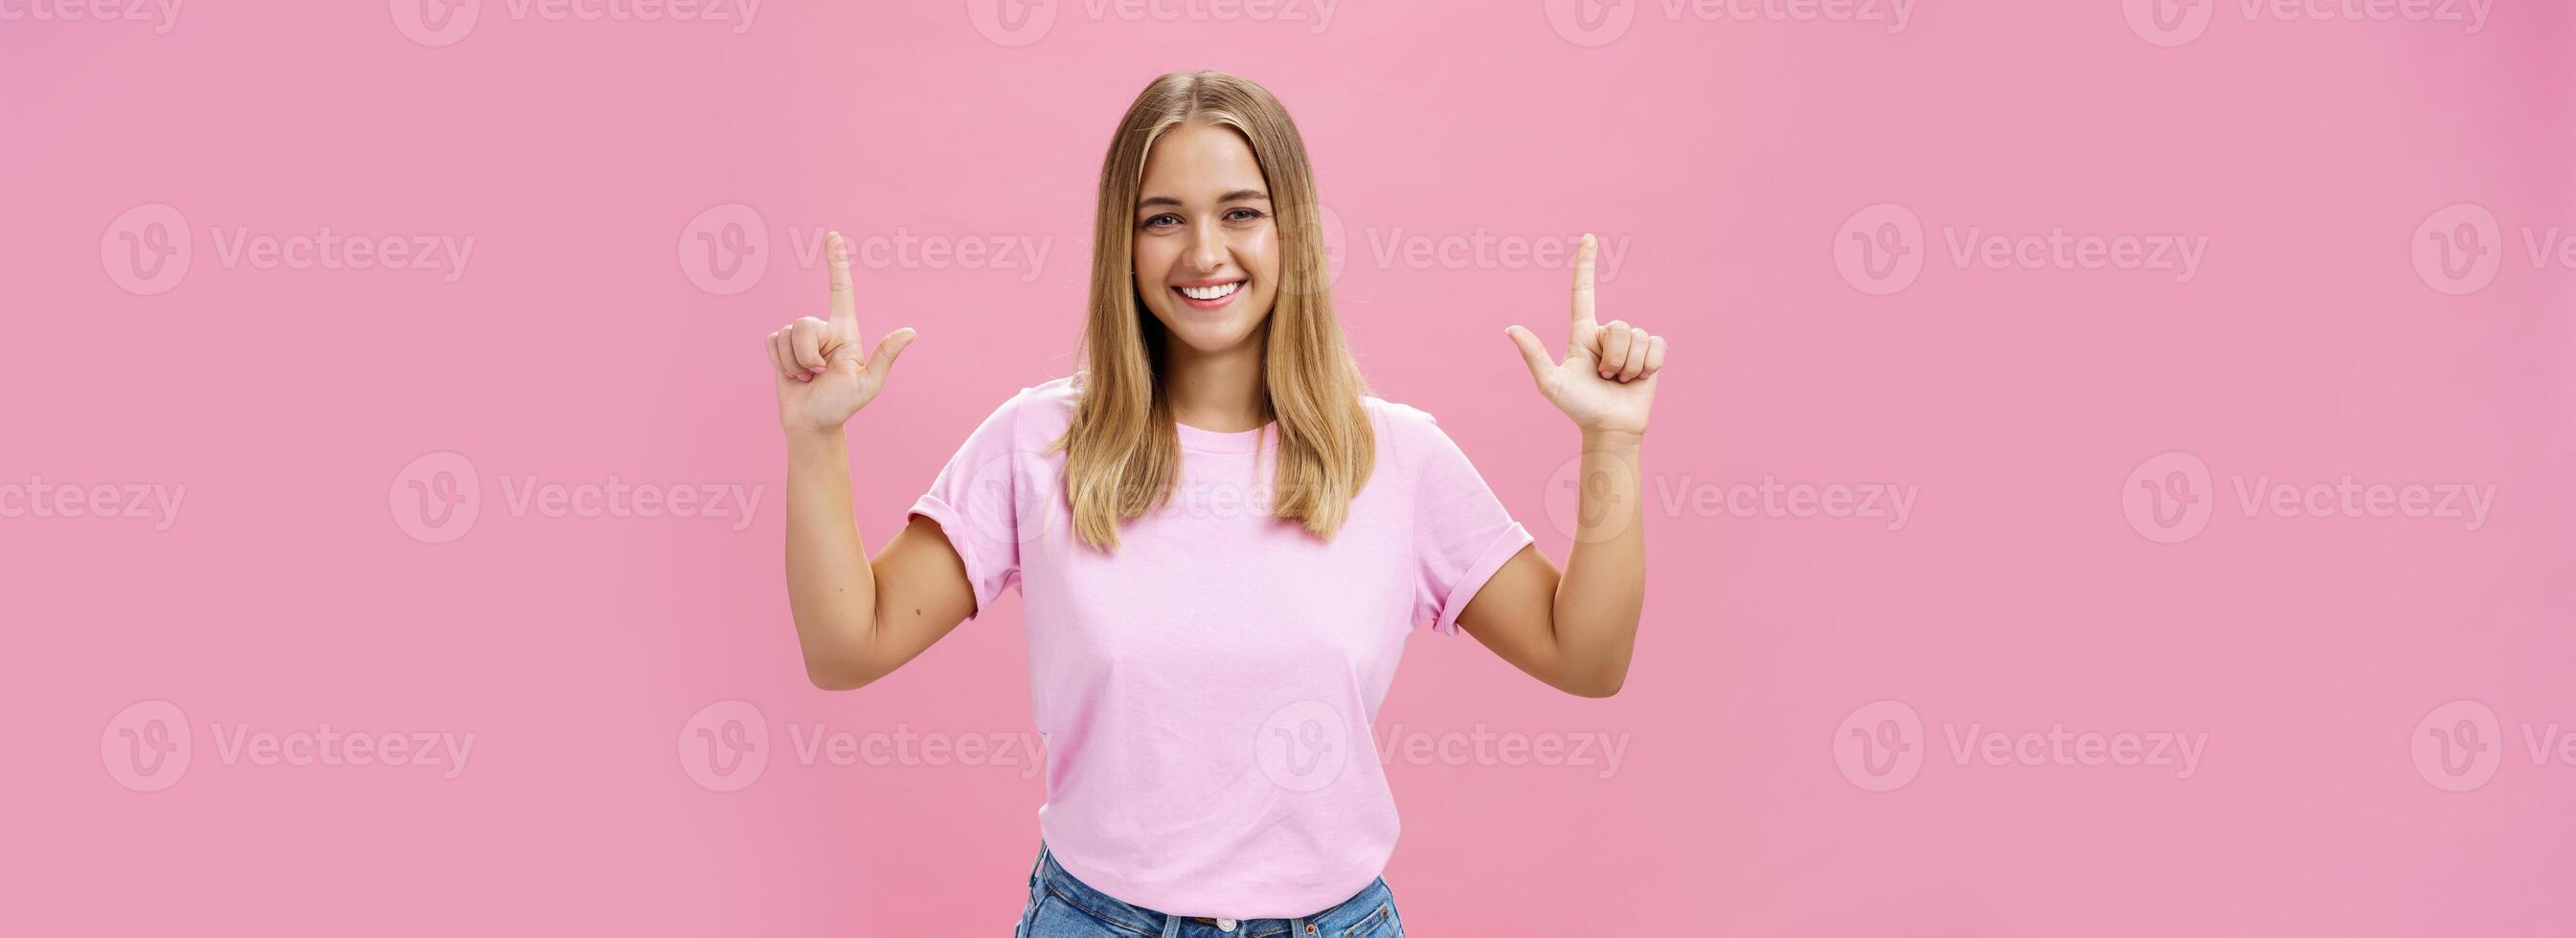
{"left": 1361, "top": 393, "right": 1469, "bottom": 475}
{"left": 958, "top": 374, "right": 1081, "bottom": 451}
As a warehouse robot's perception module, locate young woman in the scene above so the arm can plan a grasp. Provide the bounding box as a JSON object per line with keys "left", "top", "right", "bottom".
{"left": 763, "top": 70, "right": 1664, "bottom": 937}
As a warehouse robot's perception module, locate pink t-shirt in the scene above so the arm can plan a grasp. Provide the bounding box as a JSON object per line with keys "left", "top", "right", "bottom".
{"left": 906, "top": 373, "right": 1532, "bottom": 919}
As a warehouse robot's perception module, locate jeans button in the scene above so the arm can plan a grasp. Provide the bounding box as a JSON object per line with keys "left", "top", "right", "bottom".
{"left": 1216, "top": 919, "right": 1235, "bottom": 932}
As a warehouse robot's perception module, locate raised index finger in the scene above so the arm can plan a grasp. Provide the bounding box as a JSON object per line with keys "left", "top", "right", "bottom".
{"left": 1569, "top": 232, "right": 1598, "bottom": 346}
{"left": 827, "top": 231, "right": 857, "bottom": 327}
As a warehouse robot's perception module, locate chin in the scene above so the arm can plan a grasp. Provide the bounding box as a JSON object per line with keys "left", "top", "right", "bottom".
{"left": 1149, "top": 302, "right": 1272, "bottom": 355}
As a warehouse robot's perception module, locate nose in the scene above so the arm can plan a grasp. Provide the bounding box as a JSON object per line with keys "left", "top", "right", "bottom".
{"left": 1182, "top": 217, "right": 1227, "bottom": 274}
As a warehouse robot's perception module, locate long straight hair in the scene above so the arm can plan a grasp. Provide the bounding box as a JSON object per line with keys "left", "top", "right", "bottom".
{"left": 1054, "top": 70, "right": 1375, "bottom": 550}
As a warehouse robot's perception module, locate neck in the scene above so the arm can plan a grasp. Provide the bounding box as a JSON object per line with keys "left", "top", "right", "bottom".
{"left": 1161, "top": 329, "right": 1269, "bottom": 433}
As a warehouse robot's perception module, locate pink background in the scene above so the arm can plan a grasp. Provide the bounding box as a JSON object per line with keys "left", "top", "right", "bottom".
{"left": 9, "top": 0, "right": 2573, "bottom": 934}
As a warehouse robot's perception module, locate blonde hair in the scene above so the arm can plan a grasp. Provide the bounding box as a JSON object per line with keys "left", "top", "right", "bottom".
{"left": 1053, "top": 70, "right": 1375, "bottom": 550}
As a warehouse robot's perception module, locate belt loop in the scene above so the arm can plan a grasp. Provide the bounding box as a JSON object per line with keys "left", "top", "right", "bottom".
{"left": 1292, "top": 917, "right": 1308, "bottom": 936}
{"left": 1159, "top": 912, "right": 1183, "bottom": 938}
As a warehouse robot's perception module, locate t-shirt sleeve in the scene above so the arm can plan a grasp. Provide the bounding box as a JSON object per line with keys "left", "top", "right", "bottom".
{"left": 906, "top": 389, "right": 1034, "bottom": 618}
{"left": 1412, "top": 416, "right": 1535, "bottom": 636}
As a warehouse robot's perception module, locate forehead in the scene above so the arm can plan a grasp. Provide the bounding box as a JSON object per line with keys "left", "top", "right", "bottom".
{"left": 1138, "top": 122, "right": 1267, "bottom": 199}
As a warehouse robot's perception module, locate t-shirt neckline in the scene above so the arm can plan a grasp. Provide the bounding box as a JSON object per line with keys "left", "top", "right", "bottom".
{"left": 1174, "top": 419, "right": 1272, "bottom": 454}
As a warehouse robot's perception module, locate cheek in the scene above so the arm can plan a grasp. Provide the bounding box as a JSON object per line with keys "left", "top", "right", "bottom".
{"left": 1238, "top": 228, "right": 1281, "bottom": 279}
{"left": 1132, "top": 239, "right": 1175, "bottom": 290}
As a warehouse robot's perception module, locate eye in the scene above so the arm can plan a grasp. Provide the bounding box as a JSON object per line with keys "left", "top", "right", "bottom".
{"left": 1140, "top": 213, "right": 1181, "bottom": 231}
{"left": 1224, "top": 207, "right": 1268, "bottom": 225}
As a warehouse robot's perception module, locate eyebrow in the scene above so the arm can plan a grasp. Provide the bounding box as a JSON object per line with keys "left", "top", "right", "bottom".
{"left": 1137, "top": 189, "right": 1271, "bottom": 211}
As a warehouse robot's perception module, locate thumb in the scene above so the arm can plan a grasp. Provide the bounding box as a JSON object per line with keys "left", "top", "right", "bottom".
{"left": 1503, "top": 325, "right": 1553, "bottom": 383}
{"left": 867, "top": 327, "right": 919, "bottom": 375}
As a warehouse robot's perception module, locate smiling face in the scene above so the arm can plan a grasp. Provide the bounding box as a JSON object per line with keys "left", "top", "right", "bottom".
{"left": 1131, "top": 121, "right": 1281, "bottom": 359}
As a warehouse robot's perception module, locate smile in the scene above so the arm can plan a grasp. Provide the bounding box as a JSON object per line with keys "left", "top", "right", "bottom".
{"left": 1173, "top": 279, "right": 1245, "bottom": 309}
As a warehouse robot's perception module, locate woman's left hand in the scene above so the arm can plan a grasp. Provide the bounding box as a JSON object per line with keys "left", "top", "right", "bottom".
{"left": 1505, "top": 234, "right": 1666, "bottom": 437}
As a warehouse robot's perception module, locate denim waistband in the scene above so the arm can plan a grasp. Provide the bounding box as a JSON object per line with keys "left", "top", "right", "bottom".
{"left": 1028, "top": 841, "right": 1397, "bottom": 937}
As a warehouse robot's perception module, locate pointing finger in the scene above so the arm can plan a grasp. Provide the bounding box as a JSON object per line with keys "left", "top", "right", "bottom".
{"left": 827, "top": 231, "right": 857, "bottom": 328}
{"left": 1568, "top": 233, "right": 1598, "bottom": 346}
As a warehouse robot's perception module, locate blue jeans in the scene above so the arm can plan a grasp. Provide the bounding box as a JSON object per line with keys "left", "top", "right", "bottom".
{"left": 1013, "top": 842, "right": 1405, "bottom": 938}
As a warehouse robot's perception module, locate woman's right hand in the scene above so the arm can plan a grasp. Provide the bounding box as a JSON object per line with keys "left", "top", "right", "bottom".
{"left": 767, "top": 232, "right": 918, "bottom": 436}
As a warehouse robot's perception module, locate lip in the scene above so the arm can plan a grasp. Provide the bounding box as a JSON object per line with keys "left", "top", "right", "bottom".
{"left": 1171, "top": 278, "right": 1247, "bottom": 311}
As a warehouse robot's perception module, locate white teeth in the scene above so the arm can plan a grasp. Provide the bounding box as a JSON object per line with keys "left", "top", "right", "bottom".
{"left": 1179, "top": 281, "right": 1242, "bottom": 301}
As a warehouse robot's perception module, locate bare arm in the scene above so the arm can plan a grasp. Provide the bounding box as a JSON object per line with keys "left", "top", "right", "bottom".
{"left": 1457, "top": 431, "right": 1645, "bottom": 698}
{"left": 781, "top": 431, "right": 980, "bottom": 690}
{"left": 767, "top": 232, "right": 975, "bottom": 691}
{"left": 1477, "top": 234, "right": 1668, "bottom": 698}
